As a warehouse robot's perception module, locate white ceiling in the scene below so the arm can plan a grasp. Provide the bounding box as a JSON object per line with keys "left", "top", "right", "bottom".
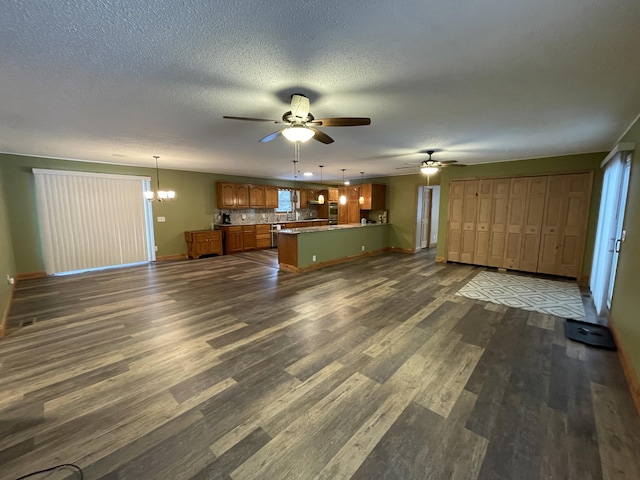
{"left": 2, "top": 0, "right": 640, "bottom": 182}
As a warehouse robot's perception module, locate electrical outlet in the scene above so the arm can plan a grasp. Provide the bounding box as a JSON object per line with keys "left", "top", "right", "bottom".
{"left": 242, "top": 214, "right": 247, "bottom": 220}
{"left": 6, "top": 274, "right": 15, "bottom": 285}
{"left": 361, "top": 245, "right": 365, "bottom": 251}
{"left": 157, "top": 216, "right": 166, "bottom": 223}
{"left": 155, "top": 245, "right": 158, "bottom": 252}
{"left": 312, "top": 255, "right": 317, "bottom": 262}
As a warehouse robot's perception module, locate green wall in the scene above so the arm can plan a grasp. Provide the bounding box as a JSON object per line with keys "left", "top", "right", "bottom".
{"left": 610, "top": 116, "right": 640, "bottom": 385}
{"left": 0, "top": 166, "right": 16, "bottom": 330}
{"left": 386, "top": 173, "right": 441, "bottom": 250}
{"left": 0, "top": 153, "right": 305, "bottom": 274}
{"left": 433, "top": 152, "right": 605, "bottom": 277}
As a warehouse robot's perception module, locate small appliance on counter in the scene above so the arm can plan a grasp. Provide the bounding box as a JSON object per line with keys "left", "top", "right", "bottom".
{"left": 222, "top": 213, "right": 231, "bottom": 224}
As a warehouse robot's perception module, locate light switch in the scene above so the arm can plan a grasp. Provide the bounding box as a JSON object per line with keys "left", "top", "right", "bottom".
{"left": 157, "top": 216, "right": 166, "bottom": 222}
{"left": 622, "top": 229, "right": 626, "bottom": 241}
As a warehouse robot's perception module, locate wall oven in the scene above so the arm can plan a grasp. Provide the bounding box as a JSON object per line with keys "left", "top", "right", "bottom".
{"left": 328, "top": 201, "right": 338, "bottom": 225}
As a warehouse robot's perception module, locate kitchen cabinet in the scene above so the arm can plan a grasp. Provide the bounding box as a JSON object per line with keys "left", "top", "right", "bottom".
{"left": 217, "top": 182, "right": 237, "bottom": 208}
{"left": 300, "top": 189, "right": 309, "bottom": 208}
{"left": 359, "top": 183, "right": 387, "bottom": 210}
{"left": 256, "top": 224, "right": 271, "bottom": 249}
{"left": 265, "top": 186, "right": 279, "bottom": 208}
{"left": 219, "top": 225, "right": 243, "bottom": 253}
{"left": 185, "top": 230, "right": 223, "bottom": 259}
{"left": 328, "top": 189, "right": 339, "bottom": 201}
{"left": 216, "top": 182, "right": 250, "bottom": 209}
{"left": 242, "top": 225, "right": 256, "bottom": 250}
{"left": 249, "top": 185, "right": 266, "bottom": 208}
{"left": 338, "top": 187, "right": 348, "bottom": 224}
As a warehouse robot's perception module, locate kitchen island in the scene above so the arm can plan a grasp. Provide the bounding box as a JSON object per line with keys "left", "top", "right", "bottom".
{"left": 277, "top": 223, "right": 391, "bottom": 272}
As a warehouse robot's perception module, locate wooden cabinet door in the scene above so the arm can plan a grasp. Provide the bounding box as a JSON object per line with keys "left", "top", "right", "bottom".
{"left": 226, "top": 226, "right": 243, "bottom": 253}
{"left": 473, "top": 179, "right": 494, "bottom": 266}
{"left": 235, "top": 184, "right": 249, "bottom": 208}
{"left": 217, "top": 182, "right": 236, "bottom": 208}
{"left": 299, "top": 189, "right": 309, "bottom": 208}
{"left": 487, "top": 178, "right": 510, "bottom": 267}
{"left": 503, "top": 177, "right": 528, "bottom": 269}
{"left": 359, "top": 184, "right": 372, "bottom": 209}
{"left": 460, "top": 180, "right": 479, "bottom": 264}
{"left": 242, "top": 225, "right": 256, "bottom": 250}
{"left": 447, "top": 180, "right": 465, "bottom": 262}
{"left": 348, "top": 186, "right": 360, "bottom": 202}
{"left": 347, "top": 200, "right": 360, "bottom": 224}
{"left": 249, "top": 185, "right": 266, "bottom": 208}
{"left": 537, "top": 173, "right": 591, "bottom": 277}
{"left": 519, "top": 176, "right": 547, "bottom": 272}
{"left": 328, "top": 189, "right": 339, "bottom": 201}
{"left": 265, "top": 186, "right": 279, "bottom": 208}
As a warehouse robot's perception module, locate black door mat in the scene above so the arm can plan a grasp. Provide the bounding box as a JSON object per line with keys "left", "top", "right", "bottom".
{"left": 565, "top": 319, "right": 617, "bottom": 350}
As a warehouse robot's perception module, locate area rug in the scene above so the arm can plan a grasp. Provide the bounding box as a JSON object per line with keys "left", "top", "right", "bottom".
{"left": 455, "top": 271, "right": 586, "bottom": 320}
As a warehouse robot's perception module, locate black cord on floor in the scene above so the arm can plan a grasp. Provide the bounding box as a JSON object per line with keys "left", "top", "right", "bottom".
{"left": 15, "top": 463, "right": 83, "bottom": 480}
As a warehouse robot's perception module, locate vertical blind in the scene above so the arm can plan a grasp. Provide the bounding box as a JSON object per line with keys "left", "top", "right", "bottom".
{"left": 33, "top": 169, "right": 154, "bottom": 275}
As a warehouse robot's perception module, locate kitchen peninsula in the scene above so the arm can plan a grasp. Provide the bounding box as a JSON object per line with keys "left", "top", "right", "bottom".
{"left": 277, "top": 223, "right": 390, "bottom": 272}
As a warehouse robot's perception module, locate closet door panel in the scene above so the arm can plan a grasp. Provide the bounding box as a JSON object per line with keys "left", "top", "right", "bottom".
{"left": 473, "top": 179, "right": 494, "bottom": 266}
{"left": 503, "top": 177, "right": 528, "bottom": 269}
{"left": 447, "top": 181, "right": 465, "bottom": 262}
{"left": 556, "top": 173, "right": 592, "bottom": 277}
{"left": 519, "top": 176, "right": 548, "bottom": 272}
{"left": 488, "top": 179, "right": 510, "bottom": 267}
{"left": 537, "top": 175, "right": 567, "bottom": 275}
{"left": 460, "top": 180, "right": 479, "bottom": 264}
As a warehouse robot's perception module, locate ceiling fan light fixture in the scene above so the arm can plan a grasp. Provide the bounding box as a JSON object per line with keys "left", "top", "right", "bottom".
{"left": 282, "top": 125, "right": 315, "bottom": 143}
{"left": 420, "top": 165, "right": 439, "bottom": 175}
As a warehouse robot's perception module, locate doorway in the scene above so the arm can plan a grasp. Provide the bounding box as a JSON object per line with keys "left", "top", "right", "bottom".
{"left": 415, "top": 185, "right": 440, "bottom": 250}
{"left": 590, "top": 149, "right": 633, "bottom": 316}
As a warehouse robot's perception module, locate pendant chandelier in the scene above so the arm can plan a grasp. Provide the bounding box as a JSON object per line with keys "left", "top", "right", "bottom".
{"left": 359, "top": 171, "right": 365, "bottom": 205}
{"left": 317, "top": 165, "right": 325, "bottom": 204}
{"left": 291, "top": 143, "right": 299, "bottom": 203}
{"left": 339, "top": 169, "right": 347, "bottom": 205}
{"left": 144, "top": 156, "right": 175, "bottom": 202}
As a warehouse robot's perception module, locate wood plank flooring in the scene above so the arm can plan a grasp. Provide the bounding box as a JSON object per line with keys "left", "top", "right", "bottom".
{"left": 2, "top": 249, "right": 640, "bottom": 479}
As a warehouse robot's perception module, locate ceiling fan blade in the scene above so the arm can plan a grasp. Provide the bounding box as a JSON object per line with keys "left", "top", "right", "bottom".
{"left": 259, "top": 130, "right": 283, "bottom": 143}
{"left": 223, "top": 116, "right": 281, "bottom": 123}
{"left": 439, "top": 160, "right": 458, "bottom": 165}
{"left": 308, "top": 128, "right": 334, "bottom": 144}
{"left": 314, "top": 117, "right": 371, "bottom": 127}
{"left": 442, "top": 163, "right": 466, "bottom": 167}
{"left": 395, "top": 165, "right": 418, "bottom": 170}
{"left": 290, "top": 94, "right": 310, "bottom": 120}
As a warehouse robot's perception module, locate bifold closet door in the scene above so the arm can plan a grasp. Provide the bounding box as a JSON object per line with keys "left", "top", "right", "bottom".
{"left": 447, "top": 180, "right": 465, "bottom": 262}
{"left": 503, "top": 177, "right": 528, "bottom": 270}
{"left": 487, "top": 179, "right": 510, "bottom": 267}
{"left": 460, "top": 180, "right": 479, "bottom": 264}
{"left": 519, "top": 176, "right": 548, "bottom": 272}
{"left": 538, "top": 173, "right": 592, "bottom": 277}
{"left": 473, "top": 179, "right": 494, "bottom": 266}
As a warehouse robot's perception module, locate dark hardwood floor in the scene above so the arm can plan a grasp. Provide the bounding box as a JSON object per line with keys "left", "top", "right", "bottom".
{"left": 2, "top": 249, "right": 639, "bottom": 479}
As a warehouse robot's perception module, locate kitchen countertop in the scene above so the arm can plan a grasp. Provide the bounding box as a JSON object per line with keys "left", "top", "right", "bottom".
{"left": 277, "top": 223, "right": 389, "bottom": 234}
{"left": 216, "top": 219, "right": 329, "bottom": 227}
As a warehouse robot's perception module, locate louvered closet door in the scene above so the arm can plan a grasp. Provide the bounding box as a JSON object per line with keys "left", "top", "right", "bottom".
{"left": 460, "top": 180, "right": 479, "bottom": 264}
{"left": 538, "top": 173, "right": 591, "bottom": 277}
{"left": 487, "top": 179, "right": 510, "bottom": 267}
{"left": 503, "top": 177, "right": 528, "bottom": 269}
{"left": 519, "top": 176, "right": 548, "bottom": 272}
{"left": 447, "top": 180, "right": 465, "bottom": 262}
{"left": 473, "top": 179, "right": 494, "bottom": 266}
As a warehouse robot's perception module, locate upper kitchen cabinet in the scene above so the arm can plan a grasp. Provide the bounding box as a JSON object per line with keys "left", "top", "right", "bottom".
{"left": 217, "top": 182, "right": 236, "bottom": 208}
{"left": 328, "top": 189, "right": 339, "bottom": 201}
{"left": 216, "top": 181, "right": 250, "bottom": 209}
{"left": 299, "top": 189, "right": 309, "bottom": 209}
{"left": 265, "top": 186, "right": 279, "bottom": 208}
{"left": 359, "top": 184, "right": 387, "bottom": 210}
{"left": 249, "top": 185, "right": 266, "bottom": 208}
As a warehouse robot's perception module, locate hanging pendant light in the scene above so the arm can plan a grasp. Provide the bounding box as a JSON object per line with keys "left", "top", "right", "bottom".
{"left": 317, "top": 165, "right": 325, "bottom": 204}
{"left": 145, "top": 156, "right": 175, "bottom": 202}
{"left": 291, "top": 142, "right": 299, "bottom": 204}
{"left": 339, "top": 169, "right": 347, "bottom": 205}
{"left": 359, "top": 171, "right": 365, "bottom": 205}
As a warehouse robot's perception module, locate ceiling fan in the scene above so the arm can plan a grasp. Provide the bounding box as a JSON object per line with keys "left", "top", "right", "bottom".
{"left": 395, "top": 150, "right": 465, "bottom": 174}
{"left": 223, "top": 94, "right": 371, "bottom": 144}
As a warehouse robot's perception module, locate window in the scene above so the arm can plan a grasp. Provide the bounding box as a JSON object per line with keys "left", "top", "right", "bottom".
{"left": 276, "top": 189, "right": 300, "bottom": 212}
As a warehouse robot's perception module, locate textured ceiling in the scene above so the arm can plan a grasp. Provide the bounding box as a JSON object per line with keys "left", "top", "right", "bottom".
{"left": 1, "top": 0, "right": 640, "bottom": 182}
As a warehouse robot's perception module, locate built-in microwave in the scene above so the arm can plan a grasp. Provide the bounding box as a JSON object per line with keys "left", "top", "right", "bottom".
{"left": 328, "top": 201, "right": 338, "bottom": 225}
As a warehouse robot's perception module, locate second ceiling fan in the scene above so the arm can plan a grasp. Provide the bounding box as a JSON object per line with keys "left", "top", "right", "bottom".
{"left": 223, "top": 94, "right": 371, "bottom": 144}
{"left": 396, "top": 150, "right": 465, "bottom": 174}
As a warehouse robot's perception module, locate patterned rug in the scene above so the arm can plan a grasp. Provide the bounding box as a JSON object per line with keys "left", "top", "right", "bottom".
{"left": 455, "top": 271, "right": 586, "bottom": 320}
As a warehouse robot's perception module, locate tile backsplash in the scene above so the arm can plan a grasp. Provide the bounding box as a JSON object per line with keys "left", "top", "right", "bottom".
{"left": 214, "top": 207, "right": 318, "bottom": 226}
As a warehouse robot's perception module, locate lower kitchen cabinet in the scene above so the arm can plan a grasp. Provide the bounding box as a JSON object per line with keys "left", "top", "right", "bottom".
{"left": 218, "top": 225, "right": 243, "bottom": 254}
{"left": 256, "top": 224, "right": 271, "bottom": 249}
{"left": 184, "top": 230, "right": 223, "bottom": 259}
{"left": 242, "top": 225, "right": 256, "bottom": 250}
